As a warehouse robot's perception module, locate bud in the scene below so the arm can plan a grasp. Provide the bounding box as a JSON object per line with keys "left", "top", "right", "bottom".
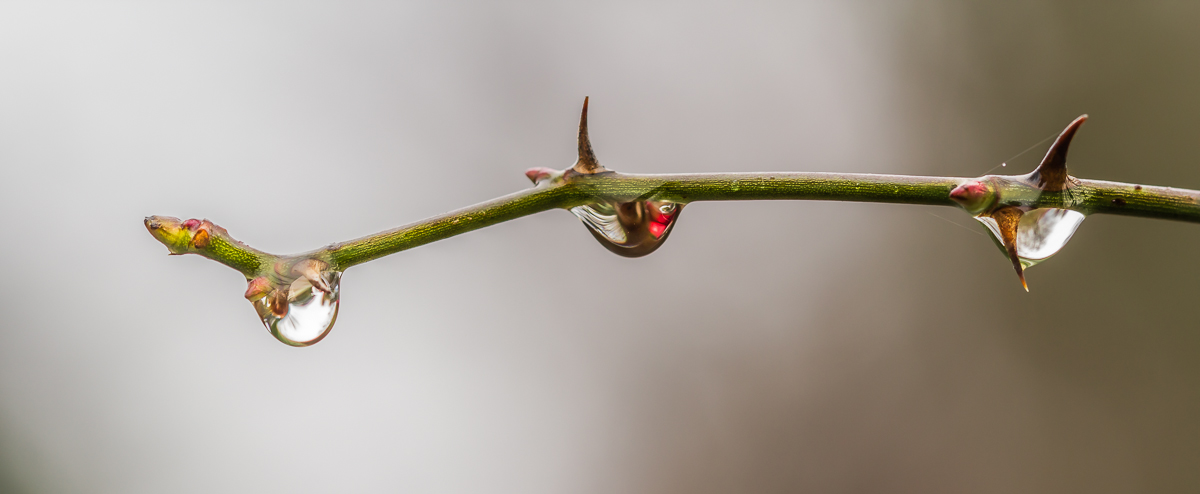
{"left": 949, "top": 180, "right": 995, "bottom": 214}
{"left": 524, "top": 167, "right": 559, "bottom": 185}
{"left": 244, "top": 277, "right": 273, "bottom": 301}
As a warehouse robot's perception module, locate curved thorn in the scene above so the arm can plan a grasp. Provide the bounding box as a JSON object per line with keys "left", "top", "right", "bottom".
{"left": 991, "top": 206, "right": 1029, "bottom": 291}
{"left": 572, "top": 96, "right": 605, "bottom": 174}
{"left": 1029, "top": 115, "right": 1088, "bottom": 191}
{"left": 1012, "top": 253, "right": 1029, "bottom": 292}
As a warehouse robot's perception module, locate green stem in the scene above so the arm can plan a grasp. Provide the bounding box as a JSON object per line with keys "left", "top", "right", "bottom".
{"left": 149, "top": 171, "right": 1200, "bottom": 274}
{"left": 323, "top": 185, "right": 579, "bottom": 269}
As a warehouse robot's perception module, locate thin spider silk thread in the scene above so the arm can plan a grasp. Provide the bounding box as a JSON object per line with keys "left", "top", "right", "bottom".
{"left": 981, "top": 131, "right": 1060, "bottom": 175}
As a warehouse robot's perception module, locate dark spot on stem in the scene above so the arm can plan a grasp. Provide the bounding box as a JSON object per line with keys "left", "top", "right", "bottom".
{"left": 1112, "top": 197, "right": 1127, "bottom": 206}
{"left": 1134, "top": 185, "right": 1143, "bottom": 191}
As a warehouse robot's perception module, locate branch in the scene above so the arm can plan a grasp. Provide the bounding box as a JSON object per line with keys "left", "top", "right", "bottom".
{"left": 144, "top": 171, "right": 1200, "bottom": 269}
{"left": 144, "top": 100, "right": 1200, "bottom": 345}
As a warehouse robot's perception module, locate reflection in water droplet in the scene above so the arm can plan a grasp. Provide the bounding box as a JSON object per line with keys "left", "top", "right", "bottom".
{"left": 252, "top": 271, "right": 341, "bottom": 346}
{"left": 570, "top": 201, "right": 682, "bottom": 258}
{"left": 976, "top": 208, "right": 1085, "bottom": 268}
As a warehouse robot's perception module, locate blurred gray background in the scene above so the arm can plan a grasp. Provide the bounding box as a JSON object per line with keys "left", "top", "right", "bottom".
{"left": 2, "top": 1, "right": 1199, "bottom": 492}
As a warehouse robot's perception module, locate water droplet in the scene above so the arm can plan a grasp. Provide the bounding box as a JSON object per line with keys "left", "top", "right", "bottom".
{"left": 976, "top": 208, "right": 1085, "bottom": 269}
{"left": 570, "top": 200, "right": 683, "bottom": 257}
{"left": 251, "top": 271, "right": 341, "bottom": 346}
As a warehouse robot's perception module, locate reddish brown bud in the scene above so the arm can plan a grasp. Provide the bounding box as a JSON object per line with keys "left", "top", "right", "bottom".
{"left": 245, "top": 277, "right": 273, "bottom": 301}
{"left": 949, "top": 180, "right": 995, "bottom": 214}
{"left": 525, "top": 167, "right": 558, "bottom": 184}
{"left": 191, "top": 228, "right": 210, "bottom": 249}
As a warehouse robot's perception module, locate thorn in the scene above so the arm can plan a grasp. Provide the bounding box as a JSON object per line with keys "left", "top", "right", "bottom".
{"left": 291, "top": 259, "right": 332, "bottom": 293}
{"left": 572, "top": 96, "right": 605, "bottom": 174}
{"left": 990, "top": 206, "right": 1028, "bottom": 291}
{"left": 1029, "top": 115, "right": 1087, "bottom": 191}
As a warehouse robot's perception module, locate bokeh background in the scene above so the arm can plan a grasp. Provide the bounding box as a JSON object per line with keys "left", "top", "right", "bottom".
{"left": 2, "top": 2, "right": 1199, "bottom": 492}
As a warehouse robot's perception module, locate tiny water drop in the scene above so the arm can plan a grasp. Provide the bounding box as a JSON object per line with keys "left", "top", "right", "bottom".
{"left": 570, "top": 200, "right": 683, "bottom": 257}
{"left": 251, "top": 271, "right": 342, "bottom": 347}
{"left": 976, "top": 208, "right": 1085, "bottom": 269}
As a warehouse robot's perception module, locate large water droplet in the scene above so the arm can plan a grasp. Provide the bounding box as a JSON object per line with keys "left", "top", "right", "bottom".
{"left": 570, "top": 200, "right": 682, "bottom": 257}
{"left": 976, "top": 208, "right": 1085, "bottom": 268}
{"left": 251, "top": 271, "right": 341, "bottom": 347}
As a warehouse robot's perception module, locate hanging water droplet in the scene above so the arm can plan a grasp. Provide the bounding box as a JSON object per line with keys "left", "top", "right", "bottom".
{"left": 975, "top": 208, "right": 1085, "bottom": 269}
{"left": 251, "top": 271, "right": 342, "bottom": 347}
{"left": 570, "top": 200, "right": 683, "bottom": 258}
